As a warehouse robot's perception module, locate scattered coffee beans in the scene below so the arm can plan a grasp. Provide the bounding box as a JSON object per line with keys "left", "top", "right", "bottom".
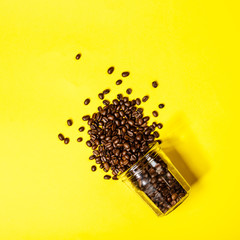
{"left": 116, "top": 80, "right": 122, "bottom": 85}
{"left": 152, "top": 111, "right": 158, "bottom": 117}
{"left": 67, "top": 119, "right": 73, "bottom": 126}
{"left": 84, "top": 98, "right": 90, "bottom": 105}
{"left": 98, "top": 93, "right": 104, "bottom": 100}
{"left": 91, "top": 165, "right": 97, "bottom": 171}
{"left": 126, "top": 88, "right": 132, "bottom": 95}
{"left": 158, "top": 103, "right": 165, "bottom": 109}
{"left": 58, "top": 133, "right": 64, "bottom": 141}
{"left": 75, "top": 53, "right": 81, "bottom": 60}
{"left": 64, "top": 138, "right": 70, "bottom": 144}
{"left": 79, "top": 127, "right": 85, "bottom": 132}
{"left": 152, "top": 81, "right": 158, "bottom": 88}
{"left": 77, "top": 137, "right": 83, "bottom": 142}
{"left": 122, "top": 71, "right": 130, "bottom": 77}
{"left": 142, "top": 96, "right": 149, "bottom": 102}
{"left": 107, "top": 66, "right": 114, "bottom": 74}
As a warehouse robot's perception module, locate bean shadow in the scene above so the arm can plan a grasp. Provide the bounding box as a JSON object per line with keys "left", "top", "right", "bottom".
{"left": 161, "top": 113, "right": 210, "bottom": 187}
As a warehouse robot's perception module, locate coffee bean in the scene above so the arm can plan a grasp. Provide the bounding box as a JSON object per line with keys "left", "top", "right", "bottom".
{"left": 75, "top": 53, "right": 81, "bottom": 60}
{"left": 116, "top": 80, "right": 122, "bottom": 85}
{"left": 152, "top": 111, "right": 158, "bottom": 117}
{"left": 112, "top": 176, "right": 118, "bottom": 180}
{"left": 89, "top": 155, "right": 95, "bottom": 160}
{"left": 142, "top": 96, "right": 149, "bottom": 102}
{"left": 77, "top": 137, "right": 83, "bottom": 142}
{"left": 158, "top": 103, "right": 165, "bottom": 109}
{"left": 84, "top": 98, "right": 90, "bottom": 105}
{"left": 58, "top": 133, "right": 64, "bottom": 141}
{"left": 171, "top": 193, "right": 178, "bottom": 200}
{"left": 91, "top": 165, "right": 97, "bottom": 171}
{"left": 98, "top": 93, "right": 104, "bottom": 100}
{"left": 157, "top": 123, "right": 163, "bottom": 129}
{"left": 79, "top": 127, "right": 85, "bottom": 132}
{"left": 126, "top": 88, "right": 132, "bottom": 95}
{"left": 122, "top": 71, "right": 130, "bottom": 77}
{"left": 64, "top": 138, "right": 70, "bottom": 144}
{"left": 152, "top": 81, "right": 158, "bottom": 88}
{"left": 82, "top": 115, "right": 90, "bottom": 121}
{"left": 86, "top": 140, "right": 92, "bottom": 147}
{"left": 67, "top": 119, "right": 73, "bottom": 126}
{"left": 104, "top": 175, "right": 111, "bottom": 180}
{"left": 103, "top": 100, "right": 110, "bottom": 105}
{"left": 103, "top": 89, "right": 110, "bottom": 94}
{"left": 117, "top": 94, "right": 123, "bottom": 100}
{"left": 136, "top": 98, "right": 141, "bottom": 105}
{"left": 153, "top": 131, "right": 159, "bottom": 138}
{"left": 107, "top": 66, "right": 114, "bottom": 74}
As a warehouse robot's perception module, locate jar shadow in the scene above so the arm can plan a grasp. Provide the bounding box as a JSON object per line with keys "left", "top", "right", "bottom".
{"left": 161, "top": 113, "right": 210, "bottom": 187}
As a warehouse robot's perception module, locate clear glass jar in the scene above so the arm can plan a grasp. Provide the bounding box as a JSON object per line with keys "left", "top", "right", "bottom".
{"left": 120, "top": 142, "right": 190, "bottom": 216}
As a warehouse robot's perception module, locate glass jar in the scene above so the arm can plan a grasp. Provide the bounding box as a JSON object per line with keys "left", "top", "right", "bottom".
{"left": 120, "top": 142, "right": 190, "bottom": 216}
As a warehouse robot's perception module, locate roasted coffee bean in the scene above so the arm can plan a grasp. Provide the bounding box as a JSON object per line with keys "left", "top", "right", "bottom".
{"left": 152, "top": 111, "right": 158, "bottom": 117}
{"left": 89, "top": 155, "right": 95, "bottom": 160}
{"left": 75, "top": 53, "right": 81, "bottom": 60}
{"left": 86, "top": 141, "right": 92, "bottom": 147}
{"left": 116, "top": 80, "right": 122, "bottom": 85}
{"left": 157, "top": 123, "right": 163, "bottom": 129}
{"left": 136, "top": 98, "right": 141, "bottom": 105}
{"left": 122, "top": 71, "right": 130, "bottom": 77}
{"left": 142, "top": 96, "right": 149, "bottom": 102}
{"left": 98, "top": 93, "right": 104, "bottom": 100}
{"left": 103, "top": 100, "right": 110, "bottom": 105}
{"left": 91, "top": 165, "right": 97, "bottom": 172}
{"left": 158, "top": 103, "right": 165, "bottom": 109}
{"left": 82, "top": 115, "right": 90, "bottom": 121}
{"left": 153, "top": 131, "right": 159, "bottom": 138}
{"left": 58, "top": 133, "right": 64, "bottom": 141}
{"left": 126, "top": 88, "right": 132, "bottom": 95}
{"left": 79, "top": 127, "right": 85, "bottom": 132}
{"left": 67, "top": 119, "right": 73, "bottom": 126}
{"left": 117, "top": 94, "right": 123, "bottom": 100}
{"left": 104, "top": 175, "right": 111, "bottom": 180}
{"left": 152, "top": 81, "right": 158, "bottom": 88}
{"left": 112, "top": 176, "right": 118, "bottom": 180}
{"left": 84, "top": 98, "right": 90, "bottom": 105}
{"left": 107, "top": 66, "right": 114, "bottom": 74}
{"left": 77, "top": 137, "right": 83, "bottom": 142}
{"left": 64, "top": 138, "right": 70, "bottom": 144}
{"left": 103, "top": 89, "right": 110, "bottom": 94}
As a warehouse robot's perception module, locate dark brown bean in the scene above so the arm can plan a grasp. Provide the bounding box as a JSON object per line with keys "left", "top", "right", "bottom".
{"left": 58, "top": 133, "right": 64, "bottom": 141}
{"left": 103, "top": 89, "right": 110, "bottom": 94}
{"left": 152, "top": 81, "right": 158, "bottom": 88}
{"left": 152, "top": 111, "right": 158, "bottom": 117}
{"left": 104, "top": 175, "right": 111, "bottom": 180}
{"left": 116, "top": 80, "right": 122, "bottom": 85}
{"left": 122, "top": 71, "right": 130, "bottom": 77}
{"left": 158, "top": 103, "right": 165, "bottom": 109}
{"left": 86, "top": 141, "right": 92, "bottom": 147}
{"left": 75, "top": 53, "right": 81, "bottom": 60}
{"left": 157, "top": 123, "right": 163, "bottom": 129}
{"left": 77, "top": 137, "right": 83, "bottom": 142}
{"left": 91, "top": 165, "right": 97, "bottom": 171}
{"left": 79, "top": 127, "right": 85, "bottom": 132}
{"left": 142, "top": 96, "right": 149, "bottom": 102}
{"left": 64, "top": 138, "right": 70, "bottom": 144}
{"left": 136, "top": 98, "right": 141, "bottom": 105}
{"left": 103, "top": 100, "right": 110, "bottom": 105}
{"left": 107, "top": 66, "right": 114, "bottom": 74}
{"left": 98, "top": 93, "right": 104, "bottom": 100}
{"left": 84, "top": 98, "right": 90, "bottom": 105}
{"left": 89, "top": 155, "right": 95, "bottom": 160}
{"left": 67, "top": 119, "right": 73, "bottom": 126}
{"left": 82, "top": 115, "right": 90, "bottom": 121}
{"left": 112, "top": 176, "right": 118, "bottom": 180}
{"left": 126, "top": 88, "right": 132, "bottom": 95}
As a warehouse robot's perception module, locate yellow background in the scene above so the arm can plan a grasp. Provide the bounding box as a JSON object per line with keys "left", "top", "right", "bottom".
{"left": 0, "top": 0, "right": 239, "bottom": 239}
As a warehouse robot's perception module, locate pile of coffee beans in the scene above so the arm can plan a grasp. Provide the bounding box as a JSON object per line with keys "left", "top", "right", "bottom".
{"left": 84, "top": 94, "right": 162, "bottom": 180}
{"left": 128, "top": 150, "right": 187, "bottom": 213}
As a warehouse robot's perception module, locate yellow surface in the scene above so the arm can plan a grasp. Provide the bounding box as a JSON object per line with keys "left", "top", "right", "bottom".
{"left": 0, "top": 0, "right": 239, "bottom": 239}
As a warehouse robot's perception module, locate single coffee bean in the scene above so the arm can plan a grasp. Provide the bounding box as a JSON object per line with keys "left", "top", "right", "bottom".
{"left": 64, "top": 138, "right": 70, "bottom": 144}
{"left": 122, "top": 71, "right": 130, "bottom": 77}
{"left": 107, "top": 66, "right": 114, "bottom": 74}
{"left": 112, "top": 176, "right": 118, "bottom": 180}
{"left": 77, "top": 137, "right": 83, "bottom": 142}
{"left": 116, "top": 79, "right": 122, "bottom": 85}
{"left": 75, "top": 53, "right": 81, "bottom": 60}
{"left": 89, "top": 155, "right": 95, "bottom": 160}
{"left": 172, "top": 193, "right": 178, "bottom": 200}
{"left": 91, "top": 165, "right": 97, "bottom": 171}
{"left": 117, "top": 94, "right": 123, "bottom": 100}
{"left": 67, "top": 119, "right": 73, "bottom": 126}
{"left": 157, "top": 123, "right": 163, "bottom": 129}
{"left": 98, "top": 93, "right": 104, "bottom": 100}
{"left": 84, "top": 98, "right": 90, "bottom": 105}
{"left": 103, "top": 89, "right": 110, "bottom": 94}
{"left": 79, "top": 127, "right": 85, "bottom": 132}
{"left": 58, "top": 133, "right": 64, "bottom": 141}
{"left": 152, "top": 111, "right": 158, "bottom": 117}
{"left": 103, "top": 100, "right": 110, "bottom": 105}
{"left": 152, "top": 81, "right": 158, "bottom": 88}
{"left": 142, "top": 95, "right": 149, "bottom": 102}
{"left": 136, "top": 98, "right": 141, "bottom": 105}
{"left": 82, "top": 115, "right": 90, "bottom": 121}
{"left": 104, "top": 175, "right": 111, "bottom": 180}
{"left": 153, "top": 131, "right": 159, "bottom": 138}
{"left": 126, "top": 88, "right": 132, "bottom": 95}
{"left": 86, "top": 140, "right": 92, "bottom": 147}
{"left": 158, "top": 103, "right": 165, "bottom": 109}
